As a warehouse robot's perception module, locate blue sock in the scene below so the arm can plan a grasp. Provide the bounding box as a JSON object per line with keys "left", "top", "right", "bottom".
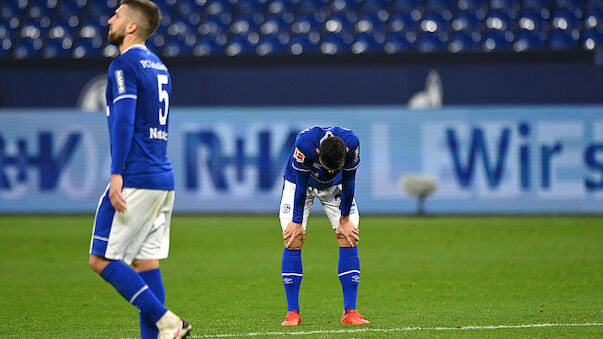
{"left": 281, "top": 248, "right": 303, "bottom": 312}
{"left": 138, "top": 269, "right": 165, "bottom": 339}
{"left": 100, "top": 261, "right": 167, "bottom": 323}
{"left": 338, "top": 247, "right": 360, "bottom": 311}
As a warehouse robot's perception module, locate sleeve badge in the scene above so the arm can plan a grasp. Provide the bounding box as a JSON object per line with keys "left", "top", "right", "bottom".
{"left": 353, "top": 146, "right": 360, "bottom": 163}
{"left": 294, "top": 147, "right": 306, "bottom": 163}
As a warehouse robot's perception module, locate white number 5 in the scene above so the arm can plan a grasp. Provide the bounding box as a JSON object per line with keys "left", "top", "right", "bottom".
{"left": 157, "top": 74, "right": 169, "bottom": 125}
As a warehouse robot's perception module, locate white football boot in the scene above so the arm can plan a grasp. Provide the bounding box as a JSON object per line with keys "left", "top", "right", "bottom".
{"left": 156, "top": 310, "right": 192, "bottom": 339}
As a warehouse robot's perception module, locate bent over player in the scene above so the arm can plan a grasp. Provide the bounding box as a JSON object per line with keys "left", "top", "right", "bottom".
{"left": 279, "top": 126, "right": 370, "bottom": 326}
{"left": 88, "top": 1, "right": 191, "bottom": 338}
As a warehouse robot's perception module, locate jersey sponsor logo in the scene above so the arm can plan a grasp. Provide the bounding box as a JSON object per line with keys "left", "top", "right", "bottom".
{"left": 115, "top": 70, "right": 126, "bottom": 94}
{"left": 282, "top": 203, "right": 291, "bottom": 213}
{"left": 149, "top": 127, "right": 168, "bottom": 141}
{"left": 293, "top": 147, "right": 305, "bottom": 163}
{"left": 139, "top": 59, "right": 168, "bottom": 71}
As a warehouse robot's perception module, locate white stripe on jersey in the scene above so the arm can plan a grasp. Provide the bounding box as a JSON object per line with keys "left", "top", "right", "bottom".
{"left": 93, "top": 235, "right": 109, "bottom": 242}
{"left": 338, "top": 270, "right": 360, "bottom": 277}
{"left": 292, "top": 162, "right": 311, "bottom": 172}
{"left": 343, "top": 163, "right": 360, "bottom": 171}
{"left": 113, "top": 94, "right": 137, "bottom": 104}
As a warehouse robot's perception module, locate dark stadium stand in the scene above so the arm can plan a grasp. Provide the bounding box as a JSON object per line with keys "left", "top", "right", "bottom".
{"left": 0, "top": 0, "right": 600, "bottom": 58}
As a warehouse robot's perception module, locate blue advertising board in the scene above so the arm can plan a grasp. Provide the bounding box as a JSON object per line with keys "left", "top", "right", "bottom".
{"left": 1, "top": 106, "right": 602, "bottom": 213}
{"left": 2, "top": 62, "right": 602, "bottom": 108}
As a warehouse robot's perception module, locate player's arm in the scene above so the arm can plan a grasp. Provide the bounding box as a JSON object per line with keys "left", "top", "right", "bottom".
{"left": 283, "top": 166, "right": 310, "bottom": 248}
{"left": 340, "top": 135, "right": 360, "bottom": 218}
{"left": 340, "top": 169, "right": 356, "bottom": 218}
{"left": 337, "top": 169, "right": 359, "bottom": 247}
{"left": 337, "top": 137, "right": 361, "bottom": 246}
{"left": 108, "top": 60, "right": 138, "bottom": 212}
{"left": 292, "top": 168, "right": 310, "bottom": 224}
{"left": 283, "top": 145, "right": 312, "bottom": 248}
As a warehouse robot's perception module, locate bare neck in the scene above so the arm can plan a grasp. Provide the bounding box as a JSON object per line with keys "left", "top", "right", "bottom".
{"left": 119, "top": 35, "right": 146, "bottom": 54}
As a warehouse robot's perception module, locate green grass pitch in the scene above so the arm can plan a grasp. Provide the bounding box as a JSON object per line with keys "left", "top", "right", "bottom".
{"left": 0, "top": 215, "right": 601, "bottom": 338}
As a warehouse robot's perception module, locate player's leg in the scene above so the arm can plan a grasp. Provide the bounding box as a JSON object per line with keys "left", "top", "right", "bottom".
{"left": 88, "top": 253, "right": 168, "bottom": 327}
{"left": 89, "top": 188, "right": 188, "bottom": 337}
{"left": 89, "top": 187, "right": 168, "bottom": 325}
{"left": 133, "top": 193, "right": 170, "bottom": 339}
{"left": 132, "top": 259, "right": 164, "bottom": 339}
{"left": 278, "top": 181, "right": 314, "bottom": 326}
{"left": 134, "top": 190, "right": 191, "bottom": 339}
{"left": 319, "top": 186, "right": 369, "bottom": 325}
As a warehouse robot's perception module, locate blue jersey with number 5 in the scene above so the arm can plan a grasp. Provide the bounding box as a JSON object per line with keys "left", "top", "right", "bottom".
{"left": 105, "top": 45, "right": 174, "bottom": 190}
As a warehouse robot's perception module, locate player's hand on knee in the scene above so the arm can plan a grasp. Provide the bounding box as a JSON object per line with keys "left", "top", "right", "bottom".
{"left": 109, "top": 174, "right": 127, "bottom": 213}
{"left": 336, "top": 217, "right": 359, "bottom": 247}
{"left": 283, "top": 221, "right": 305, "bottom": 249}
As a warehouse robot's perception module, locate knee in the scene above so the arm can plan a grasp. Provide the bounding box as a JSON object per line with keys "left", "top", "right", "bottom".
{"left": 89, "top": 255, "right": 109, "bottom": 274}
{"left": 336, "top": 235, "right": 358, "bottom": 248}
{"left": 284, "top": 237, "right": 304, "bottom": 251}
{"left": 89, "top": 255, "right": 101, "bottom": 274}
{"left": 131, "top": 259, "right": 159, "bottom": 273}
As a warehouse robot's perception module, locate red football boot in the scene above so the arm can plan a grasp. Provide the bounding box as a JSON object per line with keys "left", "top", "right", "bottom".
{"left": 281, "top": 310, "right": 302, "bottom": 326}
{"left": 341, "top": 309, "right": 370, "bottom": 325}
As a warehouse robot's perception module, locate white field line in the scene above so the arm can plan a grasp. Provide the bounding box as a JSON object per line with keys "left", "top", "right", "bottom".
{"left": 190, "top": 322, "right": 603, "bottom": 338}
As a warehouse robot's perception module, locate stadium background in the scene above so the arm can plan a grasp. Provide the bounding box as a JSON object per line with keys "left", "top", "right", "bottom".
{"left": 1, "top": 0, "right": 602, "bottom": 214}
{"left": 0, "top": 0, "right": 602, "bottom": 337}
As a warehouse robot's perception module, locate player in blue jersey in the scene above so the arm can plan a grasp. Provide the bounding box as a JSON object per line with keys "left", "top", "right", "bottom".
{"left": 278, "top": 127, "right": 370, "bottom": 326}
{"left": 88, "top": 1, "right": 191, "bottom": 338}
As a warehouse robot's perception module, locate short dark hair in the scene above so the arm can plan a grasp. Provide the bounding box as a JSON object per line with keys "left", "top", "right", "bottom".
{"left": 319, "top": 136, "right": 346, "bottom": 170}
{"left": 121, "top": 0, "right": 161, "bottom": 39}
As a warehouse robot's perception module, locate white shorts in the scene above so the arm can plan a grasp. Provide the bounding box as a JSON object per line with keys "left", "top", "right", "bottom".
{"left": 279, "top": 180, "right": 359, "bottom": 230}
{"left": 89, "top": 185, "right": 174, "bottom": 265}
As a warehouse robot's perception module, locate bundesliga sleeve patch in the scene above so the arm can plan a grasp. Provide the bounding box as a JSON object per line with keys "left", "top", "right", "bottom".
{"left": 293, "top": 147, "right": 305, "bottom": 163}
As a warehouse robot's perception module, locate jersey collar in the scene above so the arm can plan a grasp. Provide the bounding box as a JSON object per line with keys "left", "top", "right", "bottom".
{"left": 123, "top": 44, "right": 148, "bottom": 53}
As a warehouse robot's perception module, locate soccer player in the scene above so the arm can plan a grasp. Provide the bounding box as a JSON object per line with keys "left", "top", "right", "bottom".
{"left": 279, "top": 126, "right": 370, "bottom": 326}
{"left": 88, "top": 1, "right": 191, "bottom": 338}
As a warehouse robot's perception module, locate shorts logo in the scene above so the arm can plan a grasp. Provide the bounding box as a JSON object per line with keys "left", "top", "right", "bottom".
{"left": 282, "top": 204, "right": 291, "bottom": 213}
{"left": 351, "top": 275, "right": 360, "bottom": 283}
{"left": 115, "top": 70, "right": 126, "bottom": 94}
{"left": 293, "top": 147, "right": 305, "bottom": 163}
{"left": 283, "top": 277, "right": 293, "bottom": 285}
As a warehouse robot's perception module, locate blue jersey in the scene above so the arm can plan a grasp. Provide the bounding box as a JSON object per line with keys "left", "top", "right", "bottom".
{"left": 105, "top": 45, "right": 174, "bottom": 190}
{"left": 284, "top": 127, "right": 360, "bottom": 223}
{"left": 284, "top": 127, "right": 360, "bottom": 188}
